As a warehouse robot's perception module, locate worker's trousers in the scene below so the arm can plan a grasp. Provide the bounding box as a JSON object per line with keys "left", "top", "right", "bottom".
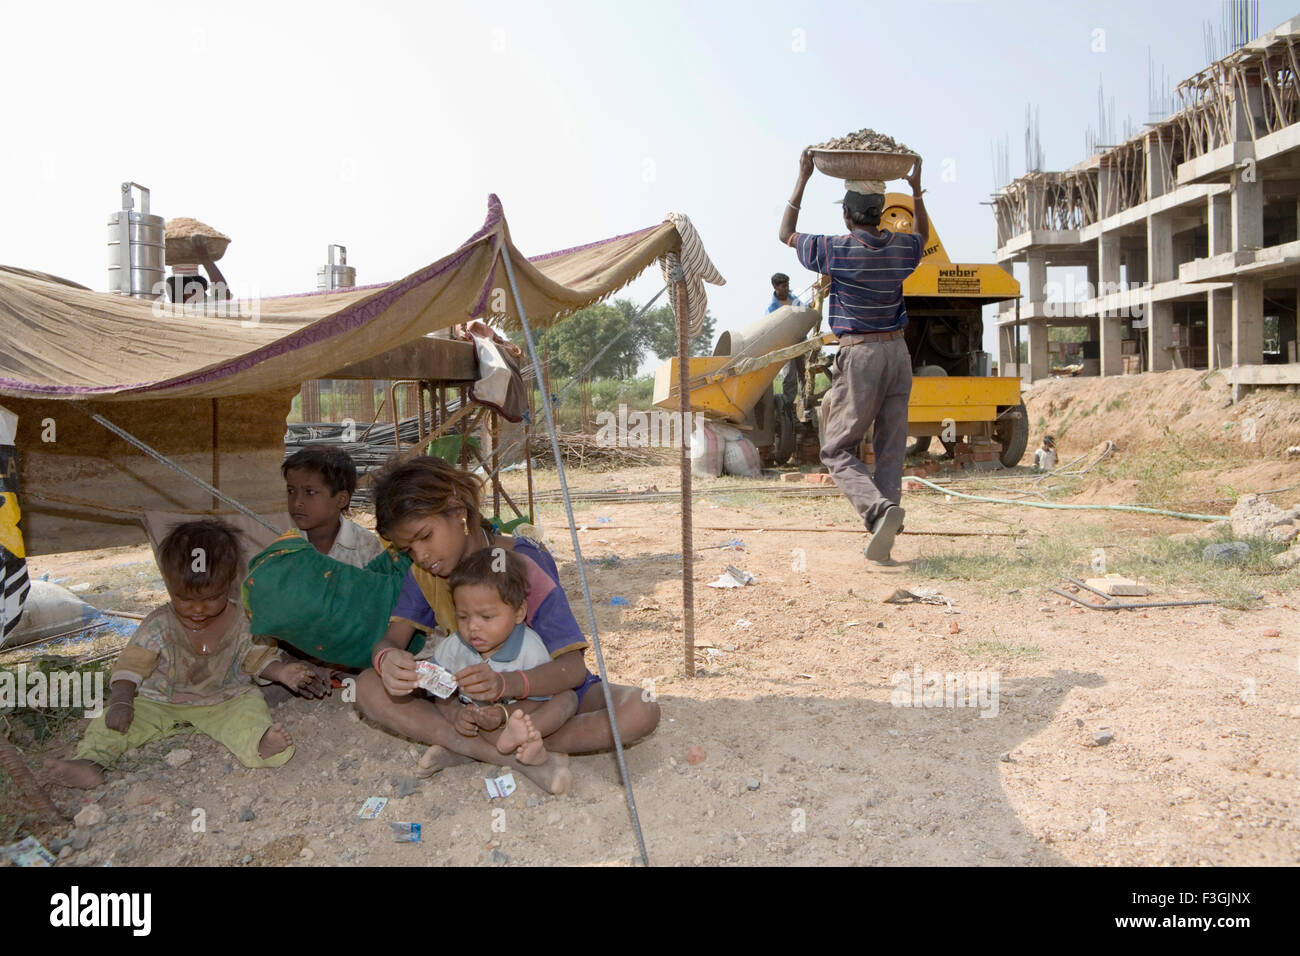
{"left": 818, "top": 337, "right": 912, "bottom": 527}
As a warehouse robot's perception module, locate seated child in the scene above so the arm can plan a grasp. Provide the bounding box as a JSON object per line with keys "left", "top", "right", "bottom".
{"left": 426, "top": 547, "right": 578, "bottom": 767}
{"left": 283, "top": 446, "right": 383, "bottom": 568}
{"left": 47, "top": 519, "right": 317, "bottom": 789}
{"left": 1032, "top": 435, "right": 1057, "bottom": 472}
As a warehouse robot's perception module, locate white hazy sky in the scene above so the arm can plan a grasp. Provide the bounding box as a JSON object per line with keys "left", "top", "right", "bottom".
{"left": 1, "top": 0, "right": 1292, "bottom": 367}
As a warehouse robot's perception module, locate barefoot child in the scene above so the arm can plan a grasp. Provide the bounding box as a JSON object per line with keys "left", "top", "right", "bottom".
{"left": 283, "top": 446, "right": 383, "bottom": 567}
{"left": 48, "top": 519, "right": 316, "bottom": 789}
{"left": 418, "top": 546, "right": 578, "bottom": 766}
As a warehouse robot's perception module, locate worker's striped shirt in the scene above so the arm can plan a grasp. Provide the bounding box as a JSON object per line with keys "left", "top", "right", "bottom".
{"left": 790, "top": 229, "right": 924, "bottom": 335}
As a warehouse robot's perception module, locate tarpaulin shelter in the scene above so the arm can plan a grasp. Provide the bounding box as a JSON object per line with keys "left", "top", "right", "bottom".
{"left": 0, "top": 195, "right": 695, "bottom": 555}
{"left": 1, "top": 194, "right": 723, "bottom": 855}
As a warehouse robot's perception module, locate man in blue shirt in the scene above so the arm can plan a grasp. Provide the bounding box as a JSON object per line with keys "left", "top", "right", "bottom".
{"left": 778, "top": 149, "right": 928, "bottom": 564}
{"left": 767, "top": 272, "right": 807, "bottom": 403}
{"left": 767, "top": 272, "right": 805, "bottom": 313}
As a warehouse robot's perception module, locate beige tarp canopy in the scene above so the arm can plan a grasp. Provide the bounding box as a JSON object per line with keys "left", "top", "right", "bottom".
{"left": 1, "top": 195, "right": 683, "bottom": 402}
{"left": 2, "top": 197, "right": 716, "bottom": 554}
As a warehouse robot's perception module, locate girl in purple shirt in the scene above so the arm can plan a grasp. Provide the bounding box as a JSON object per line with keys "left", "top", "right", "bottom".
{"left": 356, "top": 456, "right": 660, "bottom": 794}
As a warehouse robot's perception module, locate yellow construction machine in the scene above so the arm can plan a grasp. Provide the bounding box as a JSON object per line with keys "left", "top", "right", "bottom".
{"left": 653, "top": 192, "right": 1028, "bottom": 467}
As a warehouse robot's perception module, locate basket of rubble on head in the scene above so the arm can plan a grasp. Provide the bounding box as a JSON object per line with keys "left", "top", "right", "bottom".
{"left": 164, "top": 217, "right": 231, "bottom": 265}
{"left": 809, "top": 128, "right": 919, "bottom": 181}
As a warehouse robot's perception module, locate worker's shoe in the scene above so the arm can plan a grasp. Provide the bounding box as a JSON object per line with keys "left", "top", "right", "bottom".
{"left": 864, "top": 505, "right": 905, "bottom": 563}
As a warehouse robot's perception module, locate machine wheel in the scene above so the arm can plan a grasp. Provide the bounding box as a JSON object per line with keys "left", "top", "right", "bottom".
{"left": 771, "top": 394, "right": 796, "bottom": 465}
{"left": 994, "top": 401, "right": 1029, "bottom": 467}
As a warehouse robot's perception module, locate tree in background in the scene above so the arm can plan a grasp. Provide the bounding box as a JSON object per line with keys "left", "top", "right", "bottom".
{"left": 522, "top": 302, "right": 642, "bottom": 380}
{"left": 631, "top": 299, "right": 716, "bottom": 360}
{"left": 511, "top": 296, "right": 717, "bottom": 383}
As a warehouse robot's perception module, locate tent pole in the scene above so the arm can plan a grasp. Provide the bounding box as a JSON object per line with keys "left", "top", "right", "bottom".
{"left": 671, "top": 270, "right": 696, "bottom": 681}
{"left": 211, "top": 398, "right": 220, "bottom": 512}
{"left": 498, "top": 245, "right": 650, "bottom": 868}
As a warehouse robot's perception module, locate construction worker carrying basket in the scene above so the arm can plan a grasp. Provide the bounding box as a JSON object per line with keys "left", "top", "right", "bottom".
{"left": 778, "top": 136, "right": 928, "bottom": 565}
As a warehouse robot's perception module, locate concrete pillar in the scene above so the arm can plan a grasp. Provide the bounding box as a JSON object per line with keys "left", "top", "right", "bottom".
{"left": 1027, "top": 253, "right": 1046, "bottom": 312}
{"left": 1149, "top": 212, "right": 1175, "bottom": 283}
{"left": 1207, "top": 289, "right": 1232, "bottom": 369}
{"left": 1209, "top": 193, "right": 1232, "bottom": 256}
{"left": 1148, "top": 300, "right": 1175, "bottom": 371}
{"left": 1098, "top": 234, "right": 1122, "bottom": 376}
{"left": 1028, "top": 320, "right": 1049, "bottom": 382}
{"left": 1232, "top": 170, "right": 1263, "bottom": 252}
{"left": 1232, "top": 276, "right": 1264, "bottom": 366}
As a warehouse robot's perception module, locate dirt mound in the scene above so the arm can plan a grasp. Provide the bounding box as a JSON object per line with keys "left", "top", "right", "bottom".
{"left": 1022, "top": 369, "right": 1300, "bottom": 462}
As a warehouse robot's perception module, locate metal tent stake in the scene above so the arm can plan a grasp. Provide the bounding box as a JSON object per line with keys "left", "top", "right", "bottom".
{"left": 673, "top": 270, "right": 696, "bottom": 679}
{"left": 498, "top": 245, "right": 650, "bottom": 868}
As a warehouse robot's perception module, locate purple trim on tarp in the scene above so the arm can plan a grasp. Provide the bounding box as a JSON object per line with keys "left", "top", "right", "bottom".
{"left": 2, "top": 197, "right": 670, "bottom": 398}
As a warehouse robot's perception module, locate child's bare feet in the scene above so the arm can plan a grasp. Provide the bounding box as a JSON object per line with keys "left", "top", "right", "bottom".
{"left": 258, "top": 723, "right": 293, "bottom": 759}
{"left": 469, "top": 704, "right": 506, "bottom": 733}
{"left": 44, "top": 758, "right": 106, "bottom": 789}
{"left": 497, "top": 710, "right": 546, "bottom": 764}
{"left": 415, "top": 744, "right": 474, "bottom": 778}
{"left": 517, "top": 751, "right": 571, "bottom": 795}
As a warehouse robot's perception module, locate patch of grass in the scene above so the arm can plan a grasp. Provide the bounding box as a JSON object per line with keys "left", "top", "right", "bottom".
{"left": 958, "top": 639, "right": 1042, "bottom": 660}
{"left": 708, "top": 489, "right": 777, "bottom": 508}
{"left": 1105, "top": 396, "right": 1129, "bottom": 412}
{"left": 911, "top": 522, "right": 1107, "bottom": 591}
{"left": 1093, "top": 425, "right": 1238, "bottom": 510}
{"left": 1133, "top": 531, "right": 1295, "bottom": 609}
{"left": 1, "top": 657, "right": 112, "bottom": 745}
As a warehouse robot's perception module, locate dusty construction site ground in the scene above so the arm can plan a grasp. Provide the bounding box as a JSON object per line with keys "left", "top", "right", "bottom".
{"left": 3, "top": 369, "right": 1299, "bottom": 866}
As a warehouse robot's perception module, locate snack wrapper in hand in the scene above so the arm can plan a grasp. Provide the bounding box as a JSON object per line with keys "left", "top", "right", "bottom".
{"left": 415, "top": 661, "right": 459, "bottom": 699}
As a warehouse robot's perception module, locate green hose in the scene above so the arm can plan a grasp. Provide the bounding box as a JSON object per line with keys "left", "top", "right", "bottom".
{"left": 909, "top": 475, "right": 1227, "bottom": 522}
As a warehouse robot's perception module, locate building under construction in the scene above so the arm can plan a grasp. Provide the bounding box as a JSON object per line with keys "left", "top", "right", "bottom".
{"left": 993, "top": 12, "right": 1300, "bottom": 392}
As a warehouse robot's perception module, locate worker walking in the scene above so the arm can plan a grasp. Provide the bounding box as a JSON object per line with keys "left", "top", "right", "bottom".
{"left": 779, "top": 149, "right": 928, "bottom": 564}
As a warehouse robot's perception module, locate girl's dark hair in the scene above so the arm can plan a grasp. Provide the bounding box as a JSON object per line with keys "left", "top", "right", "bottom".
{"left": 449, "top": 547, "right": 528, "bottom": 609}
{"left": 157, "top": 519, "right": 242, "bottom": 594}
{"left": 282, "top": 446, "right": 358, "bottom": 497}
{"left": 371, "top": 456, "right": 492, "bottom": 537}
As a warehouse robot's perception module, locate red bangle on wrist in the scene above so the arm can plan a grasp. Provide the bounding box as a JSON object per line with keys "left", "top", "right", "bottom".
{"left": 520, "top": 671, "right": 530, "bottom": 699}
{"left": 374, "top": 647, "right": 394, "bottom": 677}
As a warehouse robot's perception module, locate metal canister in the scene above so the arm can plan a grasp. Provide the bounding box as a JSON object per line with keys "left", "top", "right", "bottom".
{"left": 107, "top": 182, "right": 165, "bottom": 297}
{"left": 316, "top": 244, "right": 356, "bottom": 290}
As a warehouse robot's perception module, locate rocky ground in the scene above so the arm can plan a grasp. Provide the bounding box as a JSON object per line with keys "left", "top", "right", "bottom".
{"left": 3, "top": 372, "right": 1298, "bottom": 867}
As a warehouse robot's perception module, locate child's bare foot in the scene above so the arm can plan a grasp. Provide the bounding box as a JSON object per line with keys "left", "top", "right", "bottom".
{"left": 516, "top": 751, "right": 571, "bottom": 795}
{"left": 258, "top": 723, "right": 293, "bottom": 759}
{"left": 469, "top": 705, "right": 506, "bottom": 733}
{"left": 415, "top": 744, "right": 474, "bottom": 778}
{"left": 44, "top": 758, "right": 106, "bottom": 789}
{"left": 497, "top": 710, "right": 546, "bottom": 764}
